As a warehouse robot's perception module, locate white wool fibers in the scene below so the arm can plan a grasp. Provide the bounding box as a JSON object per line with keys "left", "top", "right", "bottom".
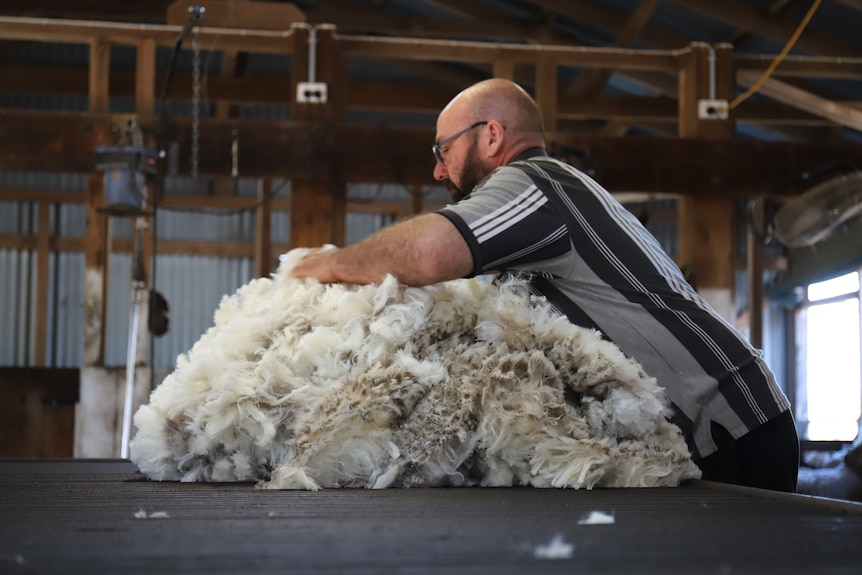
{"left": 129, "top": 250, "right": 701, "bottom": 489}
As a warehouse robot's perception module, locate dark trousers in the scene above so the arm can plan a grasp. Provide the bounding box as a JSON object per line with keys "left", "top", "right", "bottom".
{"left": 695, "top": 410, "right": 800, "bottom": 493}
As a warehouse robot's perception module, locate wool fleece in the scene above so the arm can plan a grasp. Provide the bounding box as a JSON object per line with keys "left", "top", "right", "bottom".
{"left": 129, "top": 248, "right": 701, "bottom": 490}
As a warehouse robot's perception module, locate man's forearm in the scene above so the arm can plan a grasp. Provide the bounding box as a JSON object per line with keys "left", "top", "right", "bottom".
{"left": 291, "top": 213, "right": 473, "bottom": 286}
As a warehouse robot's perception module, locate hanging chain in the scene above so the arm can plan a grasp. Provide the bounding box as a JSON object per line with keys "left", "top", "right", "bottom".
{"left": 191, "top": 25, "right": 202, "bottom": 178}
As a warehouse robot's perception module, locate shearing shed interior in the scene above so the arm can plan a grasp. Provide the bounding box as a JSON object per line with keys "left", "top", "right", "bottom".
{"left": 1, "top": 0, "right": 862, "bottom": 573}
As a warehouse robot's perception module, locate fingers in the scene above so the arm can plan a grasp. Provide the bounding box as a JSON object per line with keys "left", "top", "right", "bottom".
{"left": 290, "top": 247, "right": 337, "bottom": 282}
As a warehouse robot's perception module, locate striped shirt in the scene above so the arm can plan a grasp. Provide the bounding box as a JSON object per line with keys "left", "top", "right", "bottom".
{"left": 438, "top": 151, "right": 791, "bottom": 460}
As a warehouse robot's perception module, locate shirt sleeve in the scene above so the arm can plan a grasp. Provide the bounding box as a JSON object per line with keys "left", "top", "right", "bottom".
{"left": 437, "top": 165, "right": 572, "bottom": 277}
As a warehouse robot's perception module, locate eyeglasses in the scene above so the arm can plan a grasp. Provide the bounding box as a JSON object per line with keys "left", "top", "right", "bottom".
{"left": 432, "top": 121, "right": 488, "bottom": 165}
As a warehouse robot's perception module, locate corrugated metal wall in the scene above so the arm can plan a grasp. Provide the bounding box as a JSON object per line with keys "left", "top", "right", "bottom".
{"left": 0, "top": 248, "right": 36, "bottom": 364}
{"left": 147, "top": 254, "right": 253, "bottom": 369}
{"left": 0, "top": 174, "right": 452, "bottom": 370}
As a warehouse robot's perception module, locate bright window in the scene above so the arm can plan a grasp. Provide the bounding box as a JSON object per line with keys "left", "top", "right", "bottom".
{"left": 797, "top": 271, "right": 861, "bottom": 442}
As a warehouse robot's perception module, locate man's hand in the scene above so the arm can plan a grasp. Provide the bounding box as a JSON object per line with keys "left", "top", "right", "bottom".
{"left": 290, "top": 247, "right": 340, "bottom": 283}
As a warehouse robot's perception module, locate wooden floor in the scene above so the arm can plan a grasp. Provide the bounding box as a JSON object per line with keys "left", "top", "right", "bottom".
{"left": 2, "top": 459, "right": 861, "bottom": 574}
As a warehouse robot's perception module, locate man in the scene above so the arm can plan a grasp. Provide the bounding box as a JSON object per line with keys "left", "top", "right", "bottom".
{"left": 292, "top": 78, "right": 799, "bottom": 492}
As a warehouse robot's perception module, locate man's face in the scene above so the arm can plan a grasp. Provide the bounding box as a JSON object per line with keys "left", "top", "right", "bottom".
{"left": 445, "top": 135, "right": 488, "bottom": 202}
{"left": 433, "top": 105, "right": 494, "bottom": 203}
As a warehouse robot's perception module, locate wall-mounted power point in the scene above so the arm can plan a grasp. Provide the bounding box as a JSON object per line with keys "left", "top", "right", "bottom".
{"left": 698, "top": 99, "right": 729, "bottom": 120}
{"left": 297, "top": 81, "right": 328, "bottom": 104}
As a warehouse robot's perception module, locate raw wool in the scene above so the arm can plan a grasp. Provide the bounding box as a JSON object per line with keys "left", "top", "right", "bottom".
{"left": 129, "top": 248, "right": 701, "bottom": 489}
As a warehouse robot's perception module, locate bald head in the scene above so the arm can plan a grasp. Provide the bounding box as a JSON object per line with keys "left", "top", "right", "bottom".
{"left": 440, "top": 79, "right": 546, "bottom": 154}
{"left": 433, "top": 79, "right": 547, "bottom": 200}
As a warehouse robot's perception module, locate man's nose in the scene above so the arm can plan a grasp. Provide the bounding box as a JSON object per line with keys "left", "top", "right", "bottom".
{"left": 433, "top": 161, "right": 448, "bottom": 181}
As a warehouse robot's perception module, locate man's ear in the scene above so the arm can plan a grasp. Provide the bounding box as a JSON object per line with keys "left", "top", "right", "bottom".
{"left": 485, "top": 120, "right": 506, "bottom": 159}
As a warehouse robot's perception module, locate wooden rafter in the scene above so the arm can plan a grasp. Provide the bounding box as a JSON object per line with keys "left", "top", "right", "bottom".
{"left": 566, "top": 0, "right": 662, "bottom": 98}
{"left": 667, "top": 0, "right": 859, "bottom": 57}
{"left": 565, "top": 0, "right": 662, "bottom": 136}
{"left": 0, "top": 0, "right": 171, "bottom": 23}
{"left": 533, "top": 0, "right": 692, "bottom": 48}
{"left": 737, "top": 71, "right": 862, "bottom": 132}
{"left": 833, "top": 0, "right": 862, "bottom": 10}
{"left": 0, "top": 13, "right": 860, "bottom": 195}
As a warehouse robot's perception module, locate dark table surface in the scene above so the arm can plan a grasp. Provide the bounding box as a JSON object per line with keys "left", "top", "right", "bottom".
{"left": 2, "top": 458, "right": 861, "bottom": 574}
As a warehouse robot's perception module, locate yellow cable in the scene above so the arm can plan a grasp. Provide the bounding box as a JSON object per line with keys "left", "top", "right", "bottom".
{"left": 729, "top": 0, "right": 822, "bottom": 110}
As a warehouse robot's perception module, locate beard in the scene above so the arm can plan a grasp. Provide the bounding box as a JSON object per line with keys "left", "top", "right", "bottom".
{"left": 445, "top": 139, "right": 489, "bottom": 203}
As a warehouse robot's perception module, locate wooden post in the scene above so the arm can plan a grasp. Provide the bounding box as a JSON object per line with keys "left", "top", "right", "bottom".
{"left": 78, "top": 37, "right": 112, "bottom": 458}
{"left": 79, "top": 37, "right": 152, "bottom": 458}
{"left": 493, "top": 59, "right": 515, "bottom": 80}
{"left": 535, "top": 57, "right": 558, "bottom": 142}
{"left": 290, "top": 24, "right": 347, "bottom": 249}
{"left": 214, "top": 49, "right": 244, "bottom": 198}
{"left": 134, "top": 36, "right": 156, "bottom": 361}
{"left": 677, "top": 43, "right": 737, "bottom": 322}
{"left": 83, "top": 38, "right": 110, "bottom": 367}
{"left": 410, "top": 184, "right": 423, "bottom": 216}
{"left": 135, "top": 38, "right": 156, "bottom": 117}
{"left": 747, "top": 200, "right": 765, "bottom": 348}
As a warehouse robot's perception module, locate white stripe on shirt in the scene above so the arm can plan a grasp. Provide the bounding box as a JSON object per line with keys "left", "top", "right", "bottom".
{"left": 471, "top": 185, "right": 547, "bottom": 244}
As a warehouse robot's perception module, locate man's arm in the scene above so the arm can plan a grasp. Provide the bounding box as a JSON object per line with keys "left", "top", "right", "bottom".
{"left": 290, "top": 213, "right": 474, "bottom": 286}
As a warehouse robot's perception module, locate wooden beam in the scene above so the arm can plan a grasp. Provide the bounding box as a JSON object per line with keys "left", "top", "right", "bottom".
{"left": 418, "top": 0, "right": 517, "bottom": 21}
{"left": 0, "top": 111, "right": 123, "bottom": 172}
{"left": 565, "top": 0, "right": 661, "bottom": 98}
{"left": 0, "top": 63, "right": 294, "bottom": 106}
{"left": 568, "top": 0, "right": 662, "bottom": 137}
{"left": 5, "top": 61, "right": 860, "bottom": 129}
{"left": 667, "top": 0, "right": 860, "bottom": 58}
{"left": 737, "top": 70, "right": 862, "bottom": 133}
{"left": 4, "top": 109, "right": 862, "bottom": 194}
{"left": 833, "top": 0, "right": 862, "bottom": 10}
{"left": 305, "top": 6, "right": 568, "bottom": 43}
{"left": 0, "top": 188, "right": 446, "bottom": 217}
{"left": 166, "top": 0, "right": 306, "bottom": 30}
{"left": 533, "top": 0, "right": 693, "bottom": 49}
{"left": 0, "top": 16, "right": 302, "bottom": 54}
{"left": 4, "top": 9, "right": 859, "bottom": 144}
{"left": 0, "top": 189, "right": 88, "bottom": 203}
{"left": 535, "top": 0, "right": 859, "bottom": 142}
{"left": 563, "top": 95, "right": 678, "bottom": 121}
{"left": 1, "top": 62, "right": 857, "bottom": 128}
{"left": 0, "top": 229, "right": 796, "bottom": 274}
{"left": 338, "top": 36, "right": 681, "bottom": 71}
{"left": 723, "top": 0, "right": 797, "bottom": 47}
{"left": 0, "top": 0, "right": 171, "bottom": 23}
{"left": 734, "top": 54, "right": 862, "bottom": 79}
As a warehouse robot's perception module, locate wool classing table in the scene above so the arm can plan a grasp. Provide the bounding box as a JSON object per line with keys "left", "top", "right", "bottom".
{"left": 1, "top": 459, "right": 860, "bottom": 574}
